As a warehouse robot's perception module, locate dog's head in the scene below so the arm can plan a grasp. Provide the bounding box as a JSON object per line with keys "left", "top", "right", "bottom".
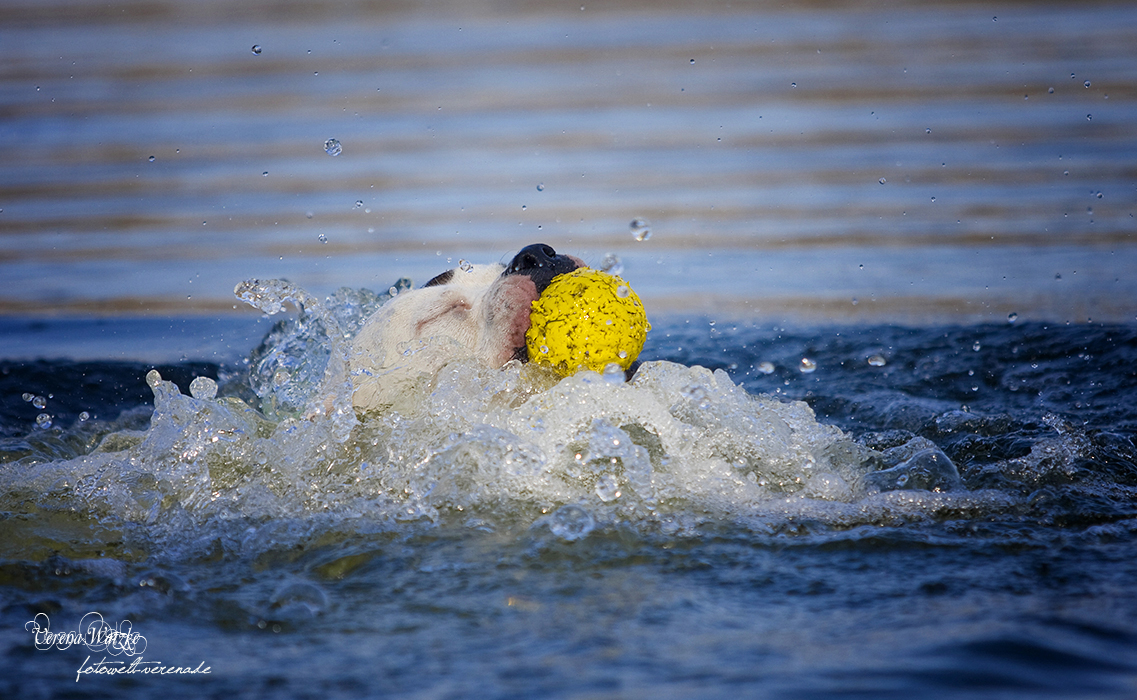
{"left": 349, "top": 244, "right": 583, "bottom": 410}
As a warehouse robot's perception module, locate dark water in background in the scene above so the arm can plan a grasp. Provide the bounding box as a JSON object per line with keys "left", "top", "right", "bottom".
{"left": 3, "top": 0, "right": 1137, "bottom": 698}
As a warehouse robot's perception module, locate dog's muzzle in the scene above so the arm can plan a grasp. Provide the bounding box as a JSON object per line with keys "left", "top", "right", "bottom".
{"left": 503, "top": 243, "right": 581, "bottom": 294}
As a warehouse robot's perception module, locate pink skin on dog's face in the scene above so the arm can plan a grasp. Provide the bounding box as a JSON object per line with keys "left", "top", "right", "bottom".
{"left": 481, "top": 274, "right": 539, "bottom": 367}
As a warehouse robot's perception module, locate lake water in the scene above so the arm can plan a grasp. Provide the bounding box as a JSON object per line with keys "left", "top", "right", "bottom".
{"left": 3, "top": 1, "right": 1137, "bottom": 698}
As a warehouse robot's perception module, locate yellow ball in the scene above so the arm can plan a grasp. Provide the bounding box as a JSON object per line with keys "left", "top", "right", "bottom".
{"left": 526, "top": 268, "right": 651, "bottom": 376}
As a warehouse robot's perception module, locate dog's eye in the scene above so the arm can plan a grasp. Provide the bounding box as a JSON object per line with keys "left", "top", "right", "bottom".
{"left": 422, "top": 269, "right": 455, "bottom": 288}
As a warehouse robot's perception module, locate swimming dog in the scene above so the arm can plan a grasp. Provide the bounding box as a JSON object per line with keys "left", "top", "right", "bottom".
{"left": 349, "top": 244, "right": 583, "bottom": 410}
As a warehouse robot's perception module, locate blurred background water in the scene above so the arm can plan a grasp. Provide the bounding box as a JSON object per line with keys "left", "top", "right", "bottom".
{"left": 2, "top": 0, "right": 1134, "bottom": 327}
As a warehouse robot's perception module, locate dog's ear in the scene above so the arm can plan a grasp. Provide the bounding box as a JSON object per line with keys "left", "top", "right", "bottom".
{"left": 422, "top": 269, "right": 455, "bottom": 288}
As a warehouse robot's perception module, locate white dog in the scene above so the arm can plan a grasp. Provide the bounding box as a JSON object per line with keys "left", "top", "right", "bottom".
{"left": 349, "top": 244, "right": 583, "bottom": 410}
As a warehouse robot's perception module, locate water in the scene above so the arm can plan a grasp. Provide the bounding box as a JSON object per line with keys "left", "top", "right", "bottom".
{"left": 3, "top": 307, "right": 1137, "bottom": 698}
{"left": 3, "top": 0, "right": 1137, "bottom": 697}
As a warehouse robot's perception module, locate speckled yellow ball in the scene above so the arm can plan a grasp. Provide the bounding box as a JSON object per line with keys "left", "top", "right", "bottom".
{"left": 526, "top": 268, "right": 651, "bottom": 376}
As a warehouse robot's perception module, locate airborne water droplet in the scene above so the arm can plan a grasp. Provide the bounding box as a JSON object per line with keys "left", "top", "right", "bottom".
{"left": 35, "top": 414, "right": 53, "bottom": 429}
{"left": 324, "top": 138, "right": 342, "bottom": 156}
{"left": 1007, "top": 312, "right": 1019, "bottom": 323}
{"left": 252, "top": 45, "right": 262, "bottom": 55}
{"left": 459, "top": 259, "right": 473, "bottom": 272}
{"left": 757, "top": 362, "right": 775, "bottom": 375}
{"left": 600, "top": 252, "right": 624, "bottom": 275}
{"left": 32, "top": 395, "right": 47, "bottom": 409}
{"left": 867, "top": 355, "right": 887, "bottom": 367}
{"left": 629, "top": 217, "right": 652, "bottom": 241}
{"left": 78, "top": 411, "right": 90, "bottom": 422}
{"left": 189, "top": 376, "right": 218, "bottom": 400}
{"left": 799, "top": 358, "right": 817, "bottom": 373}
{"left": 318, "top": 233, "right": 328, "bottom": 244}
{"left": 879, "top": 178, "right": 887, "bottom": 185}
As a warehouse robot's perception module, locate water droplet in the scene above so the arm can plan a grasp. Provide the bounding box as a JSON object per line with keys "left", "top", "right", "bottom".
{"left": 318, "top": 233, "right": 328, "bottom": 244}
{"left": 1086, "top": 114, "right": 1092, "bottom": 121}
{"left": 757, "top": 361, "right": 775, "bottom": 375}
{"left": 389, "top": 286, "right": 399, "bottom": 297}
{"left": 306, "top": 211, "right": 314, "bottom": 219}
{"left": 1095, "top": 191, "right": 1103, "bottom": 199}
{"left": 1007, "top": 312, "right": 1019, "bottom": 323}
{"left": 1055, "top": 272, "right": 1062, "bottom": 280}
{"left": 630, "top": 217, "right": 652, "bottom": 241}
{"left": 595, "top": 475, "right": 621, "bottom": 502}
{"left": 617, "top": 350, "right": 627, "bottom": 359}
{"left": 548, "top": 505, "right": 594, "bottom": 541}
{"left": 799, "top": 358, "right": 817, "bottom": 373}
{"left": 324, "top": 138, "right": 342, "bottom": 156}
{"left": 78, "top": 411, "right": 90, "bottom": 421}
{"left": 1063, "top": 170, "right": 1069, "bottom": 176}
{"left": 536, "top": 183, "right": 545, "bottom": 191}
{"left": 1084, "top": 80, "right": 1091, "bottom": 88}
{"left": 600, "top": 252, "right": 624, "bottom": 275}
{"left": 879, "top": 177, "right": 887, "bottom": 185}
{"left": 148, "top": 155, "right": 155, "bottom": 162}
{"left": 189, "top": 376, "right": 218, "bottom": 400}
{"left": 973, "top": 341, "right": 981, "bottom": 351}
{"left": 689, "top": 58, "right": 695, "bottom": 64}
{"left": 262, "top": 171, "right": 269, "bottom": 177}
{"left": 35, "top": 413, "right": 52, "bottom": 429}
{"left": 354, "top": 200, "right": 363, "bottom": 208}
{"left": 1048, "top": 87, "right": 1055, "bottom": 94}
{"left": 31, "top": 395, "right": 47, "bottom": 409}
{"left": 931, "top": 196, "right": 936, "bottom": 202}
{"left": 602, "top": 363, "right": 624, "bottom": 384}
{"left": 251, "top": 45, "right": 262, "bottom": 55}
{"left": 616, "top": 285, "right": 629, "bottom": 298}
{"left": 273, "top": 369, "right": 291, "bottom": 387}
{"left": 459, "top": 259, "right": 473, "bottom": 272}
{"left": 790, "top": 82, "right": 797, "bottom": 88}
{"left": 867, "top": 355, "right": 887, "bottom": 367}
{"left": 925, "top": 128, "right": 931, "bottom": 134}
{"left": 539, "top": 345, "right": 549, "bottom": 354}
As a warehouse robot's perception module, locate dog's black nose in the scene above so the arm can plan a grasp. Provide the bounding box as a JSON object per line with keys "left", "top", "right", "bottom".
{"left": 506, "top": 244, "right": 559, "bottom": 274}
{"left": 504, "top": 243, "right": 579, "bottom": 293}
